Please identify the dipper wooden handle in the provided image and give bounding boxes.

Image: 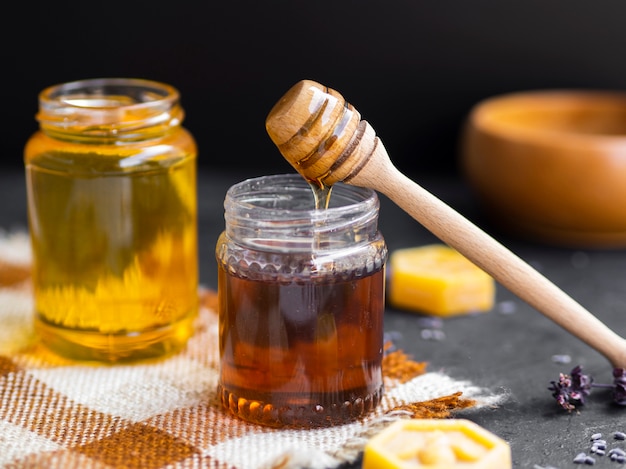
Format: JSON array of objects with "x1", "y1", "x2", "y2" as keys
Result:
[{"x1": 266, "y1": 79, "x2": 626, "y2": 369}]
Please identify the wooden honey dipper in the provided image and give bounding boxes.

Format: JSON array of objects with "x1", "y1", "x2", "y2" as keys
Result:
[{"x1": 266, "y1": 79, "x2": 626, "y2": 369}]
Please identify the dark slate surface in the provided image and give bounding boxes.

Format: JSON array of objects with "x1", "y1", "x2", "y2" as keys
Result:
[{"x1": 3, "y1": 169, "x2": 625, "y2": 469}]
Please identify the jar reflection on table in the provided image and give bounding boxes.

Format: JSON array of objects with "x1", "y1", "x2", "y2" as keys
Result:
[
  {"x1": 215, "y1": 174, "x2": 388, "y2": 427},
  {"x1": 24, "y1": 78, "x2": 198, "y2": 362}
]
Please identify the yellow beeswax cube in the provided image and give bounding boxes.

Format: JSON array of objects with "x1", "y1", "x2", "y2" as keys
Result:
[
  {"x1": 387, "y1": 244, "x2": 495, "y2": 316},
  {"x1": 363, "y1": 419, "x2": 512, "y2": 469}
]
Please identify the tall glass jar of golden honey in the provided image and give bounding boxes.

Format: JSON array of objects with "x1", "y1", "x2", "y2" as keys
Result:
[
  {"x1": 24, "y1": 78, "x2": 198, "y2": 362},
  {"x1": 215, "y1": 174, "x2": 387, "y2": 427}
]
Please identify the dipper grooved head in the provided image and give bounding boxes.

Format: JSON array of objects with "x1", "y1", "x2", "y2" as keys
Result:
[{"x1": 266, "y1": 80, "x2": 375, "y2": 186}]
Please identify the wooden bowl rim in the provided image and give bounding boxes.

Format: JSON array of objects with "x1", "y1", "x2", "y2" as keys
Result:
[{"x1": 468, "y1": 89, "x2": 626, "y2": 149}]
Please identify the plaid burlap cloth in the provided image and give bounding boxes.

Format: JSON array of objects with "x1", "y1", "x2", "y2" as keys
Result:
[{"x1": 0, "y1": 231, "x2": 505, "y2": 469}]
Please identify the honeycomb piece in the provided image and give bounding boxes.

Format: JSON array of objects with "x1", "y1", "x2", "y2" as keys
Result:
[
  {"x1": 363, "y1": 419, "x2": 511, "y2": 469},
  {"x1": 387, "y1": 244, "x2": 495, "y2": 316}
]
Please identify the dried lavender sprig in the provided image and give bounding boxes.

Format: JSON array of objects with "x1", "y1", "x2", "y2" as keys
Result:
[
  {"x1": 549, "y1": 365, "x2": 593, "y2": 411},
  {"x1": 612, "y1": 368, "x2": 626, "y2": 405},
  {"x1": 548, "y1": 366, "x2": 626, "y2": 411}
]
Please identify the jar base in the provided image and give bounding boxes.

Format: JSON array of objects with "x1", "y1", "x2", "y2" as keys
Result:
[
  {"x1": 218, "y1": 383, "x2": 384, "y2": 428},
  {"x1": 35, "y1": 309, "x2": 197, "y2": 363}
]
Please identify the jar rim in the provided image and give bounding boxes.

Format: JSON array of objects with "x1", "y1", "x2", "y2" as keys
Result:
[
  {"x1": 39, "y1": 77, "x2": 179, "y2": 108},
  {"x1": 225, "y1": 173, "x2": 378, "y2": 220},
  {"x1": 36, "y1": 77, "x2": 183, "y2": 134},
  {"x1": 223, "y1": 174, "x2": 381, "y2": 252},
  {"x1": 221, "y1": 173, "x2": 384, "y2": 257}
]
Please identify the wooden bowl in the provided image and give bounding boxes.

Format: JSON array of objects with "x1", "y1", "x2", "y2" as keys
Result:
[{"x1": 461, "y1": 90, "x2": 626, "y2": 248}]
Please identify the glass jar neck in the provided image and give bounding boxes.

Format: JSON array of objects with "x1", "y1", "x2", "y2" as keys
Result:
[
  {"x1": 36, "y1": 78, "x2": 184, "y2": 142},
  {"x1": 224, "y1": 174, "x2": 380, "y2": 253}
]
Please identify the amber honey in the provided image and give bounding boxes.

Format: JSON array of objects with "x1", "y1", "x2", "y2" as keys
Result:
[
  {"x1": 217, "y1": 263, "x2": 385, "y2": 427},
  {"x1": 24, "y1": 78, "x2": 198, "y2": 362},
  {"x1": 216, "y1": 174, "x2": 387, "y2": 427}
]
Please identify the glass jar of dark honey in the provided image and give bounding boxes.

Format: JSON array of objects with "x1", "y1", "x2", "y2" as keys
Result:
[
  {"x1": 24, "y1": 78, "x2": 198, "y2": 362},
  {"x1": 215, "y1": 174, "x2": 387, "y2": 427}
]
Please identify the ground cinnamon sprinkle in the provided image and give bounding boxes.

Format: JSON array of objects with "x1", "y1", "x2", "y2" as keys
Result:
[
  {"x1": 381, "y1": 344, "x2": 475, "y2": 417},
  {"x1": 382, "y1": 344, "x2": 428, "y2": 383},
  {"x1": 390, "y1": 391, "x2": 476, "y2": 419}
]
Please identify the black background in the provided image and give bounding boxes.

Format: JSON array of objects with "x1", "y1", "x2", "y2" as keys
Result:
[
  {"x1": 4, "y1": 0, "x2": 626, "y2": 178},
  {"x1": 4, "y1": 6, "x2": 626, "y2": 466}
]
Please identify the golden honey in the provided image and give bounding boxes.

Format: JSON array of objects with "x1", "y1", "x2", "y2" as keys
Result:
[
  {"x1": 24, "y1": 78, "x2": 198, "y2": 362},
  {"x1": 216, "y1": 174, "x2": 387, "y2": 427}
]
